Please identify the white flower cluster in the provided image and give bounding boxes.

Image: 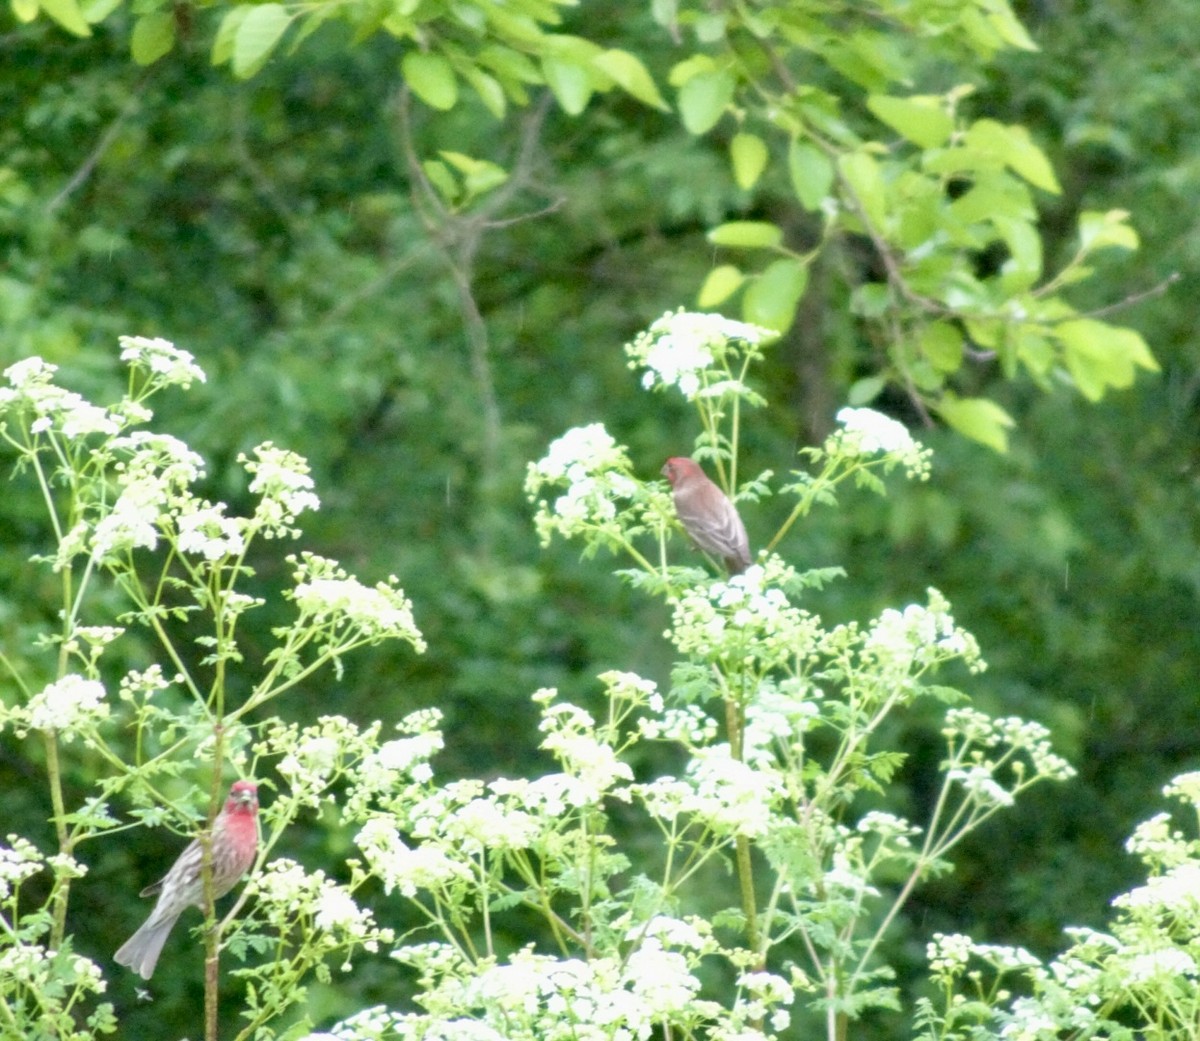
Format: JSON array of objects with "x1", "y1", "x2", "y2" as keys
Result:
[
  {"x1": 0, "y1": 357, "x2": 121, "y2": 440},
  {"x1": 290, "y1": 552, "x2": 426, "y2": 649},
  {"x1": 1113, "y1": 861, "x2": 1200, "y2": 919},
  {"x1": 524, "y1": 423, "x2": 639, "y2": 545},
  {"x1": 356, "y1": 816, "x2": 473, "y2": 898},
  {"x1": 625, "y1": 310, "x2": 774, "y2": 400},
  {"x1": 668, "y1": 560, "x2": 819, "y2": 672},
  {"x1": 538, "y1": 696, "x2": 634, "y2": 804},
  {"x1": 943, "y1": 708, "x2": 1076, "y2": 784},
  {"x1": 118, "y1": 335, "x2": 206, "y2": 388},
  {"x1": 637, "y1": 745, "x2": 784, "y2": 839},
  {"x1": 862, "y1": 588, "x2": 984, "y2": 682},
  {"x1": 346, "y1": 710, "x2": 444, "y2": 817},
  {"x1": 23, "y1": 675, "x2": 108, "y2": 738},
  {"x1": 0, "y1": 835, "x2": 45, "y2": 901},
  {"x1": 240, "y1": 441, "x2": 321, "y2": 537},
  {"x1": 825, "y1": 407, "x2": 932, "y2": 478},
  {"x1": 175, "y1": 497, "x2": 247, "y2": 560},
  {"x1": 248, "y1": 858, "x2": 392, "y2": 964},
  {"x1": 117, "y1": 664, "x2": 174, "y2": 702},
  {"x1": 267, "y1": 715, "x2": 383, "y2": 809},
  {"x1": 321, "y1": 922, "x2": 797, "y2": 1041},
  {"x1": 89, "y1": 433, "x2": 207, "y2": 562}
]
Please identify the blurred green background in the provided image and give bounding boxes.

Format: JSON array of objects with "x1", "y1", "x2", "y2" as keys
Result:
[{"x1": 1, "y1": 0, "x2": 1197, "y2": 1034}]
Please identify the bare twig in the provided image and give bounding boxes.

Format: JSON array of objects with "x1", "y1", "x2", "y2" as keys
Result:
[
  {"x1": 1078, "y1": 271, "x2": 1180, "y2": 320},
  {"x1": 395, "y1": 88, "x2": 559, "y2": 551},
  {"x1": 47, "y1": 74, "x2": 151, "y2": 214}
]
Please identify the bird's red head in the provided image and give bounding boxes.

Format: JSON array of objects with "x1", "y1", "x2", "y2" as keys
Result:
[
  {"x1": 227, "y1": 780, "x2": 259, "y2": 814},
  {"x1": 662, "y1": 457, "x2": 701, "y2": 486}
]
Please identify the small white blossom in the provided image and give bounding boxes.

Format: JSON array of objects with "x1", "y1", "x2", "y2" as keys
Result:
[
  {"x1": 290, "y1": 553, "x2": 425, "y2": 649},
  {"x1": 4, "y1": 357, "x2": 56, "y2": 389},
  {"x1": 927, "y1": 932, "x2": 975, "y2": 976},
  {"x1": 947, "y1": 763, "x2": 1015, "y2": 807},
  {"x1": 0, "y1": 356, "x2": 121, "y2": 439},
  {"x1": 684, "y1": 746, "x2": 783, "y2": 837},
  {"x1": 828, "y1": 407, "x2": 931, "y2": 477},
  {"x1": 0, "y1": 836, "x2": 44, "y2": 901},
  {"x1": 118, "y1": 664, "x2": 173, "y2": 702},
  {"x1": 90, "y1": 473, "x2": 167, "y2": 560},
  {"x1": 356, "y1": 819, "x2": 471, "y2": 897},
  {"x1": 112, "y1": 431, "x2": 205, "y2": 486},
  {"x1": 175, "y1": 499, "x2": 247, "y2": 560},
  {"x1": 119, "y1": 335, "x2": 206, "y2": 387},
  {"x1": 27, "y1": 675, "x2": 107, "y2": 736},
  {"x1": 250, "y1": 858, "x2": 389, "y2": 954},
  {"x1": 1114, "y1": 861, "x2": 1200, "y2": 917},
  {"x1": 524, "y1": 424, "x2": 639, "y2": 544},
  {"x1": 863, "y1": 588, "x2": 983, "y2": 680},
  {"x1": 1122, "y1": 947, "x2": 1197, "y2": 984},
  {"x1": 242, "y1": 442, "x2": 321, "y2": 536},
  {"x1": 669, "y1": 559, "x2": 819, "y2": 671},
  {"x1": 1164, "y1": 771, "x2": 1200, "y2": 807},
  {"x1": 626, "y1": 310, "x2": 775, "y2": 400}
]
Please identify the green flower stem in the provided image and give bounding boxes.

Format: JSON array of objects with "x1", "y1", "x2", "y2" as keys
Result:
[
  {"x1": 203, "y1": 722, "x2": 228, "y2": 1041},
  {"x1": 43, "y1": 729, "x2": 71, "y2": 947}
]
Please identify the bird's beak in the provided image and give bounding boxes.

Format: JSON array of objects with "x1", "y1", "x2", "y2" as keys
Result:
[{"x1": 235, "y1": 789, "x2": 257, "y2": 806}]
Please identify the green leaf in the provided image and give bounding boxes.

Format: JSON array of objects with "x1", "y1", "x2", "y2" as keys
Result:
[
  {"x1": 697, "y1": 265, "x2": 744, "y2": 308},
  {"x1": 212, "y1": 7, "x2": 249, "y2": 66},
  {"x1": 996, "y1": 215, "x2": 1042, "y2": 291},
  {"x1": 919, "y1": 322, "x2": 963, "y2": 373},
  {"x1": 984, "y1": 0, "x2": 1037, "y2": 51},
  {"x1": 39, "y1": 0, "x2": 89, "y2": 35},
  {"x1": 966, "y1": 119, "x2": 1060, "y2": 194},
  {"x1": 668, "y1": 53, "x2": 716, "y2": 88},
  {"x1": 542, "y1": 57, "x2": 592, "y2": 115},
  {"x1": 867, "y1": 95, "x2": 954, "y2": 148},
  {"x1": 232, "y1": 4, "x2": 291, "y2": 79},
  {"x1": 592, "y1": 49, "x2": 669, "y2": 111},
  {"x1": 730, "y1": 132, "x2": 768, "y2": 191},
  {"x1": 742, "y1": 258, "x2": 808, "y2": 332},
  {"x1": 439, "y1": 151, "x2": 508, "y2": 198},
  {"x1": 848, "y1": 375, "x2": 886, "y2": 405},
  {"x1": 11, "y1": 0, "x2": 37, "y2": 24},
  {"x1": 421, "y1": 160, "x2": 459, "y2": 204},
  {"x1": 706, "y1": 221, "x2": 783, "y2": 249},
  {"x1": 130, "y1": 11, "x2": 175, "y2": 65},
  {"x1": 677, "y1": 68, "x2": 735, "y2": 135},
  {"x1": 788, "y1": 139, "x2": 834, "y2": 211},
  {"x1": 403, "y1": 51, "x2": 458, "y2": 111},
  {"x1": 1056, "y1": 319, "x2": 1159, "y2": 400},
  {"x1": 839, "y1": 150, "x2": 887, "y2": 228},
  {"x1": 79, "y1": 0, "x2": 120, "y2": 22},
  {"x1": 462, "y1": 67, "x2": 506, "y2": 119},
  {"x1": 938, "y1": 394, "x2": 1014, "y2": 452},
  {"x1": 1078, "y1": 209, "x2": 1139, "y2": 252}
]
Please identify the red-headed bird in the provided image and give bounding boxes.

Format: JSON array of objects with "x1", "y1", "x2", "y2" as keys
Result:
[
  {"x1": 662, "y1": 456, "x2": 751, "y2": 574},
  {"x1": 114, "y1": 780, "x2": 260, "y2": 980}
]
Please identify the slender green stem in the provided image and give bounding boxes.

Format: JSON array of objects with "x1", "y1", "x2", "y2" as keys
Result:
[
  {"x1": 43, "y1": 730, "x2": 71, "y2": 947},
  {"x1": 724, "y1": 694, "x2": 760, "y2": 955}
]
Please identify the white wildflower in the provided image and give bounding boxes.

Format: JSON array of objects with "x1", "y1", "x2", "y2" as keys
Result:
[
  {"x1": 241, "y1": 442, "x2": 321, "y2": 535},
  {"x1": 829, "y1": 407, "x2": 931, "y2": 477},
  {"x1": 27, "y1": 675, "x2": 107, "y2": 735},
  {"x1": 119, "y1": 335, "x2": 206, "y2": 387},
  {"x1": 626, "y1": 310, "x2": 775, "y2": 400}
]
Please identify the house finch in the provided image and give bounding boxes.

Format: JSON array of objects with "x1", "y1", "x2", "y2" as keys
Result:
[
  {"x1": 114, "y1": 780, "x2": 260, "y2": 980},
  {"x1": 662, "y1": 456, "x2": 751, "y2": 574}
]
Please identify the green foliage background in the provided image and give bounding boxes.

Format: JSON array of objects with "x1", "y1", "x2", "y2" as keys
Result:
[{"x1": 1, "y1": 0, "x2": 1197, "y2": 1034}]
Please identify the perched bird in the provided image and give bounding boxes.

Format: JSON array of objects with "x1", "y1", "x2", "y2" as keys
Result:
[
  {"x1": 114, "y1": 780, "x2": 260, "y2": 980},
  {"x1": 661, "y1": 456, "x2": 751, "y2": 574}
]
